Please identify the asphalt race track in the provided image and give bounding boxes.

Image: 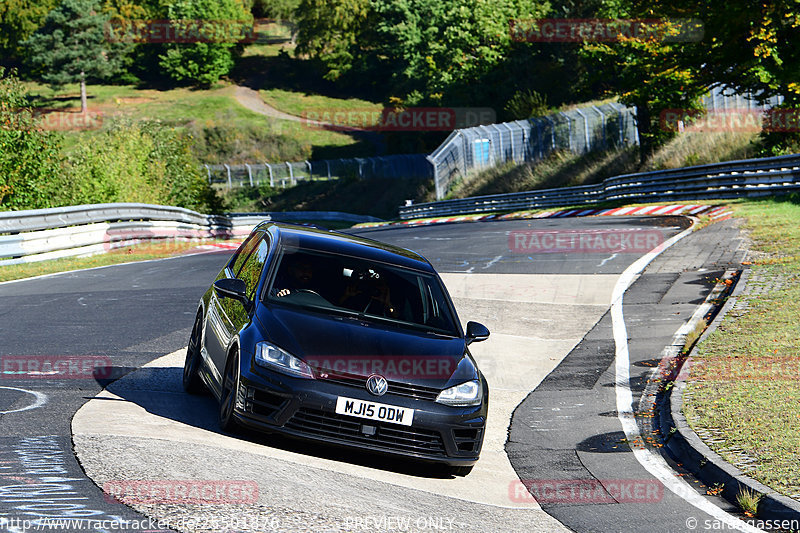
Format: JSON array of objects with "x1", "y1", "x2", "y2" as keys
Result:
[{"x1": 0, "y1": 216, "x2": 751, "y2": 532}]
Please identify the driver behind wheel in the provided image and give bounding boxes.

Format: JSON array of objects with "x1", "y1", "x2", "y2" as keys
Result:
[{"x1": 272, "y1": 255, "x2": 316, "y2": 297}]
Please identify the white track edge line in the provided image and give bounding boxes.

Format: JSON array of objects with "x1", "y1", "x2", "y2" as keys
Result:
[{"x1": 611, "y1": 220, "x2": 762, "y2": 533}]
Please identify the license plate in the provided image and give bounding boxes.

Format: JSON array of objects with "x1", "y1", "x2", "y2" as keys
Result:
[{"x1": 335, "y1": 397, "x2": 414, "y2": 426}]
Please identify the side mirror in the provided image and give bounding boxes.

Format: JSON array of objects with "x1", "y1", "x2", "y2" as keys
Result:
[
  {"x1": 465, "y1": 321, "x2": 490, "y2": 345},
  {"x1": 214, "y1": 278, "x2": 249, "y2": 305}
]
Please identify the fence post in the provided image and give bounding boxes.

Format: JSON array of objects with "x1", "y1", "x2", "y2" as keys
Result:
[
  {"x1": 629, "y1": 106, "x2": 640, "y2": 146},
  {"x1": 429, "y1": 155, "x2": 443, "y2": 200},
  {"x1": 592, "y1": 106, "x2": 606, "y2": 148},
  {"x1": 490, "y1": 124, "x2": 504, "y2": 162},
  {"x1": 306, "y1": 160, "x2": 312, "y2": 180},
  {"x1": 245, "y1": 163, "x2": 253, "y2": 187},
  {"x1": 559, "y1": 112, "x2": 573, "y2": 152},
  {"x1": 574, "y1": 108, "x2": 590, "y2": 152},
  {"x1": 265, "y1": 163, "x2": 274, "y2": 187},
  {"x1": 287, "y1": 162, "x2": 295, "y2": 185},
  {"x1": 224, "y1": 164, "x2": 232, "y2": 189},
  {"x1": 545, "y1": 117, "x2": 556, "y2": 150},
  {"x1": 502, "y1": 122, "x2": 515, "y2": 162},
  {"x1": 204, "y1": 164, "x2": 211, "y2": 184}
]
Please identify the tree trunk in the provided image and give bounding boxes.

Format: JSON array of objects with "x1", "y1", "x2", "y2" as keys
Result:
[{"x1": 80, "y1": 72, "x2": 87, "y2": 114}]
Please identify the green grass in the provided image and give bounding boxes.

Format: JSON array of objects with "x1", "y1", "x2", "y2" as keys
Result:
[
  {"x1": 682, "y1": 196, "x2": 800, "y2": 500},
  {"x1": 22, "y1": 80, "x2": 364, "y2": 161},
  {"x1": 0, "y1": 239, "x2": 235, "y2": 283},
  {"x1": 260, "y1": 88, "x2": 382, "y2": 123},
  {"x1": 448, "y1": 129, "x2": 762, "y2": 202},
  {"x1": 448, "y1": 147, "x2": 640, "y2": 199}
]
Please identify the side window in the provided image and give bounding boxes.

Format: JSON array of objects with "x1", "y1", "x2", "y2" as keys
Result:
[
  {"x1": 229, "y1": 231, "x2": 264, "y2": 277},
  {"x1": 236, "y1": 236, "x2": 271, "y2": 301}
]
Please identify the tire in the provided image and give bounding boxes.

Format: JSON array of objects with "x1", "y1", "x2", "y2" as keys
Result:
[
  {"x1": 183, "y1": 313, "x2": 206, "y2": 394},
  {"x1": 219, "y1": 349, "x2": 241, "y2": 433}
]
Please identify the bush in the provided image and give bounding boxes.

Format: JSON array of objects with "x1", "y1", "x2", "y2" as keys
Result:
[
  {"x1": 188, "y1": 121, "x2": 309, "y2": 163},
  {"x1": 504, "y1": 89, "x2": 550, "y2": 121},
  {"x1": 0, "y1": 68, "x2": 64, "y2": 210},
  {"x1": 61, "y1": 119, "x2": 222, "y2": 212},
  {"x1": 157, "y1": 0, "x2": 253, "y2": 86}
]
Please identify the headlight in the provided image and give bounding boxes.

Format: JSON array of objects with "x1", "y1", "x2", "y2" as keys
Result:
[
  {"x1": 436, "y1": 380, "x2": 482, "y2": 406},
  {"x1": 254, "y1": 342, "x2": 314, "y2": 379}
]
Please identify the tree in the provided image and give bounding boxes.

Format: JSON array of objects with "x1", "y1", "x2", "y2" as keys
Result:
[
  {"x1": 670, "y1": 0, "x2": 800, "y2": 154},
  {"x1": 295, "y1": 0, "x2": 549, "y2": 104},
  {"x1": 23, "y1": 0, "x2": 125, "y2": 113},
  {"x1": 378, "y1": 0, "x2": 552, "y2": 104},
  {"x1": 577, "y1": 1, "x2": 707, "y2": 162},
  {"x1": 253, "y1": 0, "x2": 301, "y2": 21},
  {"x1": 0, "y1": 0, "x2": 59, "y2": 62},
  {"x1": 294, "y1": 0, "x2": 370, "y2": 81},
  {"x1": 157, "y1": 0, "x2": 253, "y2": 86}
]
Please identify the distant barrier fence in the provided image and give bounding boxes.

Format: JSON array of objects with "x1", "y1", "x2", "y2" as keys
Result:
[
  {"x1": 0, "y1": 204, "x2": 381, "y2": 266},
  {"x1": 204, "y1": 154, "x2": 432, "y2": 188},
  {"x1": 428, "y1": 103, "x2": 638, "y2": 199},
  {"x1": 398, "y1": 153, "x2": 800, "y2": 220},
  {"x1": 205, "y1": 86, "x2": 782, "y2": 201}
]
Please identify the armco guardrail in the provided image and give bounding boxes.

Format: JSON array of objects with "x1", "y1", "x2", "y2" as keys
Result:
[
  {"x1": 398, "y1": 153, "x2": 800, "y2": 219},
  {"x1": 0, "y1": 204, "x2": 381, "y2": 266}
]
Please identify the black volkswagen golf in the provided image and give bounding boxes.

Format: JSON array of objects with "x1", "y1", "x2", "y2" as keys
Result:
[{"x1": 183, "y1": 222, "x2": 490, "y2": 473}]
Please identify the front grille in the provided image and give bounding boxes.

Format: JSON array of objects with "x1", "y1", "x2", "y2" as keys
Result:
[
  {"x1": 318, "y1": 371, "x2": 440, "y2": 401},
  {"x1": 285, "y1": 407, "x2": 446, "y2": 456}
]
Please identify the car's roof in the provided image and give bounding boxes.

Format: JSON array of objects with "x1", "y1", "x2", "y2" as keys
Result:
[{"x1": 260, "y1": 222, "x2": 436, "y2": 273}]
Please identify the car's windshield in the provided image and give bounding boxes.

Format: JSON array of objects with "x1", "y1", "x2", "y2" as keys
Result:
[{"x1": 266, "y1": 248, "x2": 459, "y2": 336}]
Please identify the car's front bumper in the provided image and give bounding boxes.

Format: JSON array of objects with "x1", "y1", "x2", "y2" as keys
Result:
[{"x1": 234, "y1": 365, "x2": 487, "y2": 467}]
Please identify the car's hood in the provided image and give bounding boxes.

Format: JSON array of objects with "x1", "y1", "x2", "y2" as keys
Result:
[{"x1": 256, "y1": 303, "x2": 476, "y2": 389}]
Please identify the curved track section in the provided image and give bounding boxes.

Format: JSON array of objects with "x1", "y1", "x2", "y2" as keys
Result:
[{"x1": 1, "y1": 216, "x2": 747, "y2": 533}]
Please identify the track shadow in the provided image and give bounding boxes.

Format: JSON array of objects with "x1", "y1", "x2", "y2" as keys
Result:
[{"x1": 95, "y1": 365, "x2": 458, "y2": 479}]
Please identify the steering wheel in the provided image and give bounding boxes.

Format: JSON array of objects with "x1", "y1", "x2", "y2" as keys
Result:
[{"x1": 295, "y1": 289, "x2": 322, "y2": 297}]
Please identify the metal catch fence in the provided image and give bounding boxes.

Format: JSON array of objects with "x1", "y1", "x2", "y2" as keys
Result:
[
  {"x1": 204, "y1": 154, "x2": 432, "y2": 189},
  {"x1": 427, "y1": 103, "x2": 639, "y2": 199}
]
